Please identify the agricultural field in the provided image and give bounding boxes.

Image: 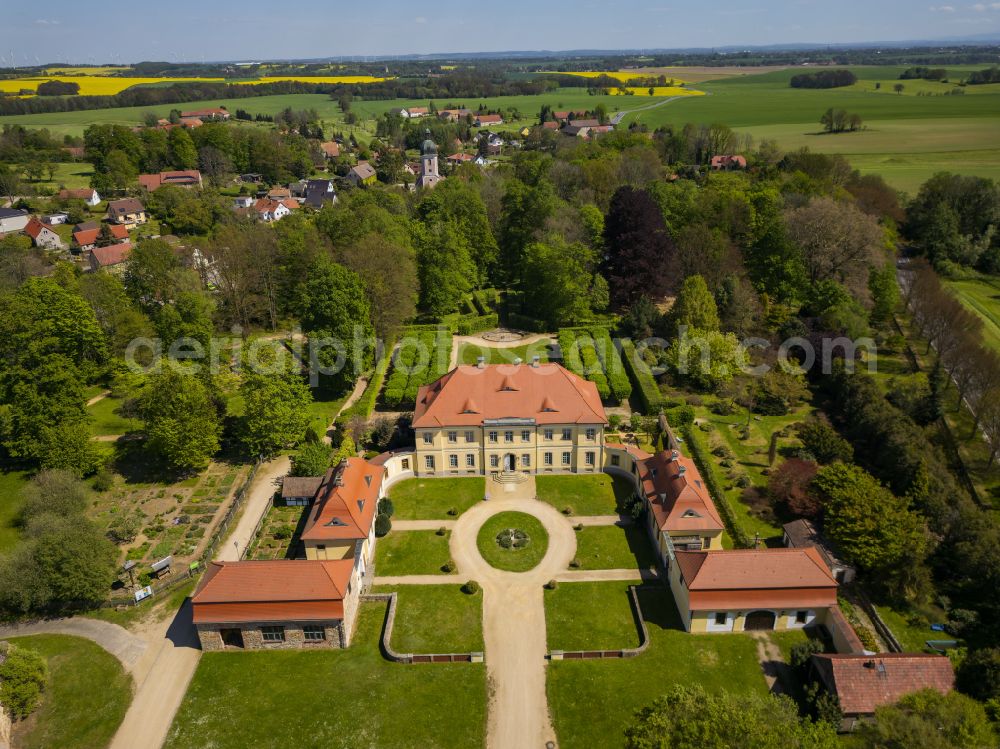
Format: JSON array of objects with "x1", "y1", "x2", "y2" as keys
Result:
[
  {"x1": 626, "y1": 65, "x2": 1000, "y2": 193},
  {"x1": 0, "y1": 76, "x2": 226, "y2": 96},
  {"x1": 945, "y1": 274, "x2": 1000, "y2": 354}
]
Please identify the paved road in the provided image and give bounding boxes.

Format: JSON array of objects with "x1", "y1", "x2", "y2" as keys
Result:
[
  {"x1": 610, "y1": 94, "x2": 692, "y2": 125},
  {"x1": 109, "y1": 454, "x2": 292, "y2": 749},
  {"x1": 0, "y1": 617, "x2": 147, "y2": 672},
  {"x1": 448, "y1": 486, "x2": 577, "y2": 749}
]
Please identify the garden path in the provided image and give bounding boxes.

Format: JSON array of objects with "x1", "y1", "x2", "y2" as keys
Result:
[
  {"x1": 448, "y1": 489, "x2": 577, "y2": 749},
  {"x1": 449, "y1": 333, "x2": 556, "y2": 369},
  {"x1": 0, "y1": 617, "x2": 146, "y2": 672}
]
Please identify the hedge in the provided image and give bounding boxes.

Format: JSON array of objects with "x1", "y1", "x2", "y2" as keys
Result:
[
  {"x1": 454, "y1": 313, "x2": 499, "y2": 335},
  {"x1": 339, "y1": 337, "x2": 395, "y2": 422},
  {"x1": 507, "y1": 312, "x2": 548, "y2": 333},
  {"x1": 472, "y1": 288, "x2": 500, "y2": 315},
  {"x1": 681, "y1": 423, "x2": 751, "y2": 548},
  {"x1": 591, "y1": 327, "x2": 632, "y2": 403},
  {"x1": 381, "y1": 327, "x2": 453, "y2": 408},
  {"x1": 621, "y1": 338, "x2": 665, "y2": 413}
]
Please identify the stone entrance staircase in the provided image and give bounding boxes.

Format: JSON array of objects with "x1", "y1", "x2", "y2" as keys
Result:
[
  {"x1": 487, "y1": 472, "x2": 536, "y2": 500},
  {"x1": 491, "y1": 470, "x2": 529, "y2": 484}
]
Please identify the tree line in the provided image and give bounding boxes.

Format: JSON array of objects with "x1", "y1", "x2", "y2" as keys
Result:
[{"x1": 789, "y1": 69, "x2": 857, "y2": 89}]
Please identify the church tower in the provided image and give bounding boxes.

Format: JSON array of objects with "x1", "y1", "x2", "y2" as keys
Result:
[{"x1": 417, "y1": 130, "x2": 441, "y2": 189}]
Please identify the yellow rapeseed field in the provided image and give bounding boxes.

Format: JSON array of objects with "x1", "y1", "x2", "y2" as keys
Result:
[
  {"x1": 43, "y1": 66, "x2": 131, "y2": 76},
  {"x1": 235, "y1": 75, "x2": 389, "y2": 85},
  {"x1": 544, "y1": 70, "x2": 691, "y2": 85},
  {"x1": 0, "y1": 76, "x2": 224, "y2": 96}
]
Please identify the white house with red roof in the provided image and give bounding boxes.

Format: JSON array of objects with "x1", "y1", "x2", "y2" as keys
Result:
[
  {"x1": 412, "y1": 362, "x2": 607, "y2": 476},
  {"x1": 24, "y1": 217, "x2": 66, "y2": 250}
]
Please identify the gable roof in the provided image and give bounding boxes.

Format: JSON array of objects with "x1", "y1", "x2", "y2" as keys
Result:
[
  {"x1": 281, "y1": 476, "x2": 324, "y2": 499},
  {"x1": 412, "y1": 363, "x2": 607, "y2": 428},
  {"x1": 191, "y1": 559, "x2": 353, "y2": 624},
  {"x1": 475, "y1": 114, "x2": 503, "y2": 123},
  {"x1": 640, "y1": 450, "x2": 724, "y2": 534},
  {"x1": 138, "y1": 170, "x2": 202, "y2": 191},
  {"x1": 300, "y1": 458, "x2": 384, "y2": 542},
  {"x1": 320, "y1": 141, "x2": 340, "y2": 158},
  {"x1": 349, "y1": 162, "x2": 377, "y2": 180},
  {"x1": 90, "y1": 242, "x2": 133, "y2": 268},
  {"x1": 811, "y1": 653, "x2": 954, "y2": 716},
  {"x1": 675, "y1": 547, "x2": 838, "y2": 610},
  {"x1": 58, "y1": 187, "x2": 98, "y2": 200},
  {"x1": 24, "y1": 217, "x2": 55, "y2": 239},
  {"x1": 107, "y1": 198, "x2": 145, "y2": 216}
]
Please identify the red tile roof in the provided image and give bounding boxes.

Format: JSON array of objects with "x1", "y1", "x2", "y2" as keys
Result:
[
  {"x1": 300, "y1": 458, "x2": 384, "y2": 542},
  {"x1": 320, "y1": 141, "x2": 340, "y2": 158},
  {"x1": 138, "y1": 170, "x2": 202, "y2": 191},
  {"x1": 58, "y1": 187, "x2": 97, "y2": 201},
  {"x1": 542, "y1": 121, "x2": 561, "y2": 130},
  {"x1": 181, "y1": 107, "x2": 228, "y2": 118},
  {"x1": 412, "y1": 364, "x2": 607, "y2": 428},
  {"x1": 811, "y1": 653, "x2": 954, "y2": 716},
  {"x1": 192, "y1": 559, "x2": 353, "y2": 624},
  {"x1": 475, "y1": 114, "x2": 503, "y2": 124},
  {"x1": 676, "y1": 547, "x2": 838, "y2": 610},
  {"x1": 24, "y1": 217, "x2": 54, "y2": 240},
  {"x1": 90, "y1": 242, "x2": 132, "y2": 268},
  {"x1": 74, "y1": 228, "x2": 99, "y2": 247},
  {"x1": 711, "y1": 155, "x2": 747, "y2": 169},
  {"x1": 640, "y1": 450, "x2": 724, "y2": 534}
]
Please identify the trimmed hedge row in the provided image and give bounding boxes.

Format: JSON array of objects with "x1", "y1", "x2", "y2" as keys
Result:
[
  {"x1": 621, "y1": 339, "x2": 665, "y2": 413},
  {"x1": 472, "y1": 288, "x2": 500, "y2": 316},
  {"x1": 507, "y1": 312, "x2": 548, "y2": 333},
  {"x1": 591, "y1": 328, "x2": 632, "y2": 403},
  {"x1": 681, "y1": 423, "x2": 751, "y2": 548},
  {"x1": 382, "y1": 327, "x2": 453, "y2": 408},
  {"x1": 339, "y1": 338, "x2": 395, "y2": 423},
  {"x1": 455, "y1": 313, "x2": 499, "y2": 336},
  {"x1": 578, "y1": 337, "x2": 611, "y2": 400}
]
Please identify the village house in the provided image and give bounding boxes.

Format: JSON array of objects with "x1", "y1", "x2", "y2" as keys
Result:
[
  {"x1": 138, "y1": 170, "x2": 203, "y2": 191},
  {"x1": 439, "y1": 108, "x2": 471, "y2": 122},
  {"x1": 319, "y1": 141, "x2": 340, "y2": 160},
  {"x1": 668, "y1": 546, "x2": 839, "y2": 634},
  {"x1": 809, "y1": 653, "x2": 955, "y2": 732},
  {"x1": 24, "y1": 217, "x2": 66, "y2": 250},
  {"x1": 87, "y1": 242, "x2": 133, "y2": 273},
  {"x1": 446, "y1": 152, "x2": 474, "y2": 166},
  {"x1": 253, "y1": 197, "x2": 298, "y2": 222},
  {"x1": 72, "y1": 222, "x2": 129, "y2": 252},
  {"x1": 710, "y1": 154, "x2": 748, "y2": 171},
  {"x1": 57, "y1": 187, "x2": 101, "y2": 206},
  {"x1": 783, "y1": 518, "x2": 856, "y2": 584},
  {"x1": 181, "y1": 107, "x2": 231, "y2": 120},
  {"x1": 474, "y1": 113, "x2": 504, "y2": 127},
  {"x1": 411, "y1": 362, "x2": 607, "y2": 477},
  {"x1": 107, "y1": 198, "x2": 148, "y2": 226},
  {"x1": 346, "y1": 162, "x2": 377, "y2": 187},
  {"x1": 266, "y1": 186, "x2": 292, "y2": 201},
  {"x1": 41, "y1": 211, "x2": 69, "y2": 225},
  {"x1": 0, "y1": 207, "x2": 30, "y2": 235},
  {"x1": 302, "y1": 179, "x2": 338, "y2": 209},
  {"x1": 232, "y1": 195, "x2": 255, "y2": 210}
]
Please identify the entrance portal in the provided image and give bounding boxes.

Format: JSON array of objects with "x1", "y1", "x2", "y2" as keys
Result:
[
  {"x1": 744, "y1": 610, "x2": 777, "y2": 631},
  {"x1": 220, "y1": 628, "x2": 245, "y2": 648},
  {"x1": 504, "y1": 454, "x2": 516, "y2": 471}
]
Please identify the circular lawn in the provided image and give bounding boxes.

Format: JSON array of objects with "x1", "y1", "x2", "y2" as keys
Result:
[{"x1": 476, "y1": 511, "x2": 549, "y2": 572}]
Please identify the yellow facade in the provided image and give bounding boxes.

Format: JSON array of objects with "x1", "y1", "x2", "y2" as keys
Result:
[
  {"x1": 414, "y1": 423, "x2": 604, "y2": 476},
  {"x1": 303, "y1": 539, "x2": 355, "y2": 560}
]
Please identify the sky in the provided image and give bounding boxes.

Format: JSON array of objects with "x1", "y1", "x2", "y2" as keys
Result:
[{"x1": 2, "y1": 1, "x2": 1000, "y2": 65}]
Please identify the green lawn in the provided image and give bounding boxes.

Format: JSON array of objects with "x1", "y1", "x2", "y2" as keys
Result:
[
  {"x1": 0, "y1": 468, "x2": 29, "y2": 552},
  {"x1": 547, "y1": 585, "x2": 767, "y2": 749},
  {"x1": 457, "y1": 341, "x2": 553, "y2": 366},
  {"x1": 572, "y1": 524, "x2": 657, "y2": 571},
  {"x1": 165, "y1": 602, "x2": 487, "y2": 749},
  {"x1": 535, "y1": 473, "x2": 632, "y2": 516},
  {"x1": 375, "y1": 529, "x2": 453, "y2": 576},
  {"x1": 388, "y1": 477, "x2": 484, "y2": 519},
  {"x1": 374, "y1": 584, "x2": 483, "y2": 653},
  {"x1": 304, "y1": 391, "x2": 348, "y2": 440},
  {"x1": 545, "y1": 580, "x2": 644, "y2": 651},
  {"x1": 945, "y1": 275, "x2": 1000, "y2": 354},
  {"x1": 476, "y1": 511, "x2": 549, "y2": 572},
  {"x1": 874, "y1": 602, "x2": 947, "y2": 653},
  {"x1": 7, "y1": 634, "x2": 132, "y2": 749},
  {"x1": 86, "y1": 395, "x2": 140, "y2": 437}
]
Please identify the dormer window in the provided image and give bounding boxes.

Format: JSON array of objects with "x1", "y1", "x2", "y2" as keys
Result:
[
  {"x1": 324, "y1": 517, "x2": 348, "y2": 527},
  {"x1": 357, "y1": 500, "x2": 365, "y2": 512},
  {"x1": 681, "y1": 509, "x2": 702, "y2": 519}
]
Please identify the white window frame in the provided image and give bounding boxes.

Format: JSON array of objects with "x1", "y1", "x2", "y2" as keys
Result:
[
  {"x1": 521, "y1": 430, "x2": 531, "y2": 442},
  {"x1": 422, "y1": 432, "x2": 433, "y2": 445},
  {"x1": 544, "y1": 452, "x2": 553, "y2": 466},
  {"x1": 488, "y1": 431, "x2": 498, "y2": 443},
  {"x1": 466, "y1": 454, "x2": 475, "y2": 467},
  {"x1": 261, "y1": 625, "x2": 285, "y2": 642},
  {"x1": 303, "y1": 625, "x2": 326, "y2": 641},
  {"x1": 465, "y1": 431, "x2": 475, "y2": 443},
  {"x1": 449, "y1": 454, "x2": 459, "y2": 468},
  {"x1": 490, "y1": 455, "x2": 499, "y2": 468},
  {"x1": 425, "y1": 455, "x2": 435, "y2": 469},
  {"x1": 561, "y1": 452, "x2": 571, "y2": 466},
  {"x1": 447, "y1": 431, "x2": 458, "y2": 444},
  {"x1": 521, "y1": 454, "x2": 531, "y2": 467},
  {"x1": 586, "y1": 428, "x2": 596, "y2": 440},
  {"x1": 562, "y1": 428, "x2": 572, "y2": 441},
  {"x1": 504, "y1": 431, "x2": 514, "y2": 443}
]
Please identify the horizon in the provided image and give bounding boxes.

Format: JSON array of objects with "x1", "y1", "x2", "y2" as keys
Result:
[{"x1": 3, "y1": 0, "x2": 1000, "y2": 66}]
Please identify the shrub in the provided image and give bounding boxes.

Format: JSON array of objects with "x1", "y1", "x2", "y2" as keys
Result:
[
  {"x1": 569, "y1": 557, "x2": 580, "y2": 568},
  {"x1": 446, "y1": 506, "x2": 458, "y2": 516},
  {"x1": 378, "y1": 497, "x2": 395, "y2": 517},
  {"x1": 621, "y1": 338, "x2": 664, "y2": 412},
  {"x1": 544, "y1": 579, "x2": 558, "y2": 590},
  {"x1": 0, "y1": 643, "x2": 48, "y2": 720},
  {"x1": 107, "y1": 512, "x2": 141, "y2": 544},
  {"x1": 562, "y1": 506, "x2": 573, "y2": 516},
  {"x1": 573, "y1": 523, "x2": 583, "y2": 531},
  {"x1": 441, "y1": 560, "x2": 456, "y2": 573},
  {"x1": 92, "y1": 467, "x2": 115, "y2": 492},
  {"x1": 461, "y1": 580, "x2": 480, "y2": 595},
  {"x1": 734, "y1": 474, "x2": 751, "y2": 489},
  {"x1": 374, "y1": 513, "x2": 392, "y2": 537},
  {"x1": 790, "y1": 638, "x2": 825, "y2": 670},
  {"x1": 272, "y1": 524, "x2": 294, "y2": 540},
  {"x1": 435, "y1": 526, "x2": 447, "y2": 536}
]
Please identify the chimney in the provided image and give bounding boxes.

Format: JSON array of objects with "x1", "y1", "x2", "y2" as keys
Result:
[
  {"x1": 477, "y1": 356, "x2": 486, "y2": 369},
  {"x1": 531, "y1": 356, "x2": 540, "y2": 367}
]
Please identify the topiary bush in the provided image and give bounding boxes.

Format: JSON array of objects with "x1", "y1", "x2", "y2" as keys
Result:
[
  {"x1": 544, "y1": 579, "x2": 558, "y2": 590},
  {"x1": 435, "y1": 526, "x2": 447, "y2": 536},
  {"x1": 441, "y1": 560, "x2": 456, "y2": 573},
  {"x1": 374, "y1": 513, "x2": 392, "y2": 537},
  {"x1": 378, "y1": 497, "x2": 395, "y2": 517},
  {"x1": 461, "y1": 580, "x2": 480, "y2": 595}
]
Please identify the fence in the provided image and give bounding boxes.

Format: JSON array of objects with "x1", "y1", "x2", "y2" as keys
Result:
[
  {"x1": 102, "y1": 459, "x2": 264, "y2": 609},
  {"x1": 547, "y1": 585, "x2": 651, "y2": 661},
  {"x1": 363, "y1": 592, "x2": 484, "y2": 664},
  {"x1": 854, "y1": 589, "x2": 904, "y2": 653}
]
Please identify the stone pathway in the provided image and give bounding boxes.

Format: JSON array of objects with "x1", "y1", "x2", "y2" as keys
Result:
[
  {"x1": 448, "y1": 481, "x2": 576, "y2": 749},
  {"x1": 752, "y1": 632, "x2": 787, "y2": 695},
  {"x1": 571, "y1": 514, "x2": 632, "y2": 527},
  {"x1": 554, "y1": 568, "x2": 658, "y2": 583},
  {"x1": 390, "y1": 519, "x2": 456, "y2": 531},
  {"x1": 449, "y1": 333, "x2": 557, "y2": 369}
]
